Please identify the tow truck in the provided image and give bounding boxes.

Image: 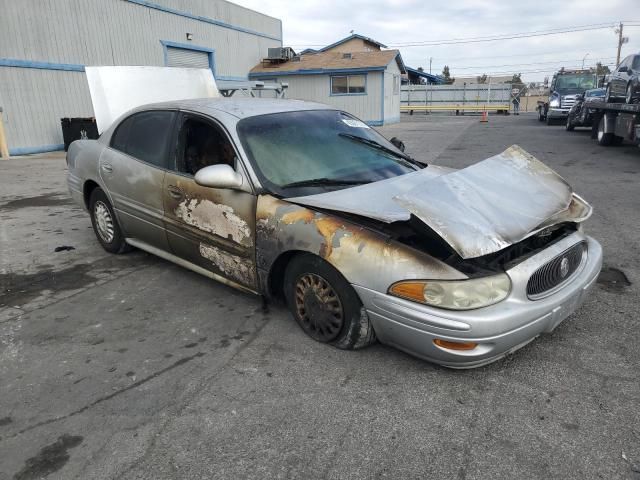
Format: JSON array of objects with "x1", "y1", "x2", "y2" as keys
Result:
[
  {"x1": 589, "y1": 100, "x2": 640, "y2": 146},
  {"x1": 538, "y1": 69, "x2": 598, "y2": 125}
]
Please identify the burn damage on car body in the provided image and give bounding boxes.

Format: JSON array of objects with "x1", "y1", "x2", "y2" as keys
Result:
[{"x1": 255, "y1": 195, "x2": 466, "y2": 298}]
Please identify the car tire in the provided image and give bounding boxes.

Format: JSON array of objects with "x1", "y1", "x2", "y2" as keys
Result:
[
  {"x1": 625, "y1": 83, "x2": 634, "y2": 104},
  {"x1": 538, "y1": 108, "x2": 545, "y2": 122},
  {"x1": 284, "y1": 254, "x2": 376, "y2": 350},
  {"x1": 89, "y1": 187, "x2": 131, "y2": 254},
  {"x1": 613, "y1": 135, "x2": 624, "y2": 146},
  {"x1": 597, "y1": 115, "x2": 613, "y2": 146},
  {"x1": 566, "y1": 115, "x2": 575, "y2": 131},
  {"x1": 605, "y1": 84, "x2": 614, "y2": 103},
  {"x1": 546, "y1": 114, "x2": 555, "y2": 126}
]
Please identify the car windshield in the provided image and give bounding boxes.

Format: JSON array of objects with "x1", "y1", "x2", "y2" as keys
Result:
[
  {"x1": 555, "y1": 74, "x2": 596, "y2": 91},
  {"x1": 237, "y1": 110, "x2": 418, "y2": 197}
]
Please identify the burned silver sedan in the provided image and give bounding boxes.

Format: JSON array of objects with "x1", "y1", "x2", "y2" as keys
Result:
[{"x1": 67, "y1": 98, "x2": 602, "y2": 368}]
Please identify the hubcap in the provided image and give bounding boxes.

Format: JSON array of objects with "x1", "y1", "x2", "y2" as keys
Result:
[
  {"x1": 94, "y1": 201, "x2": 115, "y2": 243},
  {"x1": 294, "y1": 273, "x2": 343, "y2": 342}
]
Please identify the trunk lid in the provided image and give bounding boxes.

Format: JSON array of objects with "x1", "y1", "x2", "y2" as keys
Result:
[{"x1": 85, "y1": 66, "x2": 219, "y2": 133}]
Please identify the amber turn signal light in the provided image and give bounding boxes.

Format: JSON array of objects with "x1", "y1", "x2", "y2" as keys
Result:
[
  {"x1": 388, "y1": 282, "x2": 425, "y2": 303},
  {"x1": 433, "y1": 339, "x2": 478, "y2": 351}
]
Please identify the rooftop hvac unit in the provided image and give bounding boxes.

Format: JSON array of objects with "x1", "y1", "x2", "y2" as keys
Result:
[{"x1": 267, "y1": 47, "x2": 295, "y2": 61}]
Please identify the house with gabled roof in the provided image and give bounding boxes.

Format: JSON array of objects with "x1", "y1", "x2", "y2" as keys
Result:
[{"x1": 248, "y1": 34, "x2": 406, "y2": 125}]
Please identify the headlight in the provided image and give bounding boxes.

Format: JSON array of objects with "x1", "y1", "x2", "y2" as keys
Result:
[
  {"x1": 388, "y1": 274, "x2": 511, "y2": 310},
  {"x1": 550, "y1": 97, "x2": 560, "y2": 107}
]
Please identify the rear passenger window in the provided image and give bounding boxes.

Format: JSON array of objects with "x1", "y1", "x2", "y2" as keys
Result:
[{"x1": 110, "y1": 111, "x2": 174, "y2": 168}]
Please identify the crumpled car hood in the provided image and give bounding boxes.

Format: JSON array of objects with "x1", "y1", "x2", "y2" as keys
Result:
[{"x1": 287, "y1": 145, "x2": 592, "y2": 259}]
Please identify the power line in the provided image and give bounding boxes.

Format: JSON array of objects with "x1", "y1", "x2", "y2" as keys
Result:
[
  {"x1": 454, "y1": 64, "x2": 615, "y2": 77},
  {"x1": 441, "y1": 57, "x2": 616, "y2": 71},
  {"x1": 388, "y1": 24, "x2": 632, "y2": 47},
  {"x1": 440, "y1": 47, "x2": 615, "y2": 62}
]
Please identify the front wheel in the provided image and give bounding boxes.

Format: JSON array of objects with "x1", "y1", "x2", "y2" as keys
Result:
[
  {"x1": 284, "y1": 254, "x2": 376, "y2": 350},
  {"x1": 538, "y1": 108, "x2": 545, "y2": 122},
  {"x1": 89, "y1": 188, "x2": 131, "y2": 254},
  {"x1": 546, "y1": 114, "x2": 555, "y2": 126},
  {"x1": 605, "y1": 84, "x2": 614, "y2": 103},
  {"x1": 566, "y1": 115, "x2": 575, "y2": 131},
  {"x1": 597, "y1": 116, "x2": 613, "y2": 146}
]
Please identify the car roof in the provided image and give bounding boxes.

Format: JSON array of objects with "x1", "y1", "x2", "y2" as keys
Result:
[{"x1": 139, "y1": 97, "x2": 337, "y2": 119}]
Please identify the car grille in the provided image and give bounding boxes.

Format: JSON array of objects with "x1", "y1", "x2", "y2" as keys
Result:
[
  {"x1": 527, "y1": 242, "x2": 585, "y2": 299},
  {"x1": 562, "y1": 95, "x2": 577, "y2": 109}
]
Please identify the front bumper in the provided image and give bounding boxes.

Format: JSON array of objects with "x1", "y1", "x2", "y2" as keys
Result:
[
  {"x1": 548, "y1": 107, "x2": 570, "y2": 118},
  {"x1": 354, "y1": 233, "x2": 602, "y2": 368}
]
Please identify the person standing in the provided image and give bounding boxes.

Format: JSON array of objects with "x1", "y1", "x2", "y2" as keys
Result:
[{"x1": 512, "y1": 95, "x2": 520, "y2": 115}]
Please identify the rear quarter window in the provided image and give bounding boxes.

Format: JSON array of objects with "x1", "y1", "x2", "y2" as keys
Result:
[{"x1": 110, "y1": 111, "x2": 175, "y2": 168}]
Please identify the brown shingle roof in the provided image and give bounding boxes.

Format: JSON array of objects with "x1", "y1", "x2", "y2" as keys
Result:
[{"x1": 249, "y1": 50, "x2": 403, "y2": 76}]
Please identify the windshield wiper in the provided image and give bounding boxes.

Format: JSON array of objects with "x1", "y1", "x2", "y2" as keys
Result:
[
  {"x1": 280, "y1": 177, "x2": 371, "y2": 189},
  {"x1": 338, "y1": 133, "x2": 422, "y2": 167}
]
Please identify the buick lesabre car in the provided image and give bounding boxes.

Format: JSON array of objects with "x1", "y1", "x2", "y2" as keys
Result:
[{"x1": 67, "y1": 98, "x2": 602, "y2": 368}]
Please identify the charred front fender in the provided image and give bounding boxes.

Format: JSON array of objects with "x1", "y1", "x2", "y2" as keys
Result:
[{"x1": 255, "y1": 195, "x2": 467, "y2": 297}]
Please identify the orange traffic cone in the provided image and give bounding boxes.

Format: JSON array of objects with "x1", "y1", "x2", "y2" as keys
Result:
[{"x1": 480, "y1": 111, "x2": 488, "y2": 123}]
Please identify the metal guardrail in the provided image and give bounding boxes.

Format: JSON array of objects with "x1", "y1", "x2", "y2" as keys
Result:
[{"x1": 401, "y1": 104, "x2": 510, "y2": 112}]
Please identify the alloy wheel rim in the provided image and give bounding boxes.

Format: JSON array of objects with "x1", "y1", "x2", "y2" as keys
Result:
[
  {"x1": 294, "y1": 273, "x2": 343, "y2": 342},
  {"x1": 94, "y1": 201, "x2": 115, "y2": 243}
]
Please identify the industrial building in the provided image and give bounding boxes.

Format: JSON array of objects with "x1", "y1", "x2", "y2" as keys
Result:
[
  {"x1": 249, "y1": 34, "x2": 406, "y2": 125},
  {"x1": 0, "y1": 0, "x2": 282, "y2": 155}
]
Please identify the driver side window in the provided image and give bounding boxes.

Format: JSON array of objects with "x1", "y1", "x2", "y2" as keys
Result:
[{"x1": 174, "y1": 116, "x2": 236, "y2": 176}]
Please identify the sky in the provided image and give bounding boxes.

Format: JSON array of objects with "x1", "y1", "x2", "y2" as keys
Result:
[{"x1": 234, "y1": 0, "x2": 640, "y2": 83}]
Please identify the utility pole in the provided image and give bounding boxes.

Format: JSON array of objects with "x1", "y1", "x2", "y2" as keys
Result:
[
  {"x1": 429, "y1": 57, "x2": 432, "y2": 75},
  {"x1": 616, "y1": 22, "x2": 625, "y2": 67}
]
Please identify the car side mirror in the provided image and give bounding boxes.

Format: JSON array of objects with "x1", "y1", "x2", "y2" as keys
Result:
[
  {"x1": 389, "y1": 137, "x2": 406, "y2": 152},
  {"x1": 194, "y1": 164, "x2": 243, "y2": 190},
  {"x1": 619, "y1": 66, "x2": 628, "y2": 73}
]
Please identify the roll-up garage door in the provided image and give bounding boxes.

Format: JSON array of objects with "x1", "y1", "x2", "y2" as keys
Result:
[{"x1": 166, "y1": 47, "x2": 210, "y2": 69}]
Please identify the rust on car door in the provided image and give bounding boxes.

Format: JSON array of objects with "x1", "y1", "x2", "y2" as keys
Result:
[{"x1": 163, "y1": 113, "x2": 257, "y2": 290}]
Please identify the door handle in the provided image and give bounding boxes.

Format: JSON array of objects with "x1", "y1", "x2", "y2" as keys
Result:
[
  {"x1": 101, "y1": 163, "x2": 113, "y2": 173},
  {"x1": 167, "y1": 185, "x2": 183, "y2": 199}
]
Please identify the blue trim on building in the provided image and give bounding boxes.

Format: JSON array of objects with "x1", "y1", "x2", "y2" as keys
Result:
[
  {"x1": 249, "y1": 67, "x2": 384, "y2": 79},
  {"x1": 125, "y1": 0, "x2": 281, "y2": 41},
  {"x1": 160, "y1": 40, "x2": 216, "y2": 75},
  {"x1": 216, "y1": 75, "x2": 249, "y2": 82},
  {"x1": 405, "y1": 66, "x2": 444, "y2": 84},
  {"x1": 0, "y1": 58, "x2": 84, "y2": 72},
  {"x1": 9, "y1": 143, "x2": 64, "y2": 156},
  {"x1": 329, "y1": 73, "x2": 368, "y2": 96}
]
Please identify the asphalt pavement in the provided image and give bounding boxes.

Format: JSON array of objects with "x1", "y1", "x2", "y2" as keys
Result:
[{"x1": 0, "y1": 113, "x2": 638, "y2": 480}]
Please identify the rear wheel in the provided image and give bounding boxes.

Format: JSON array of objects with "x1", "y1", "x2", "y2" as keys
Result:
[
  {"x1": 626, "y1": 83, "x2": 635, "y2": 104},
  {"x1": 538, "y1": 108, "x2": 545, "y2": 122},
  {"x1": 284, "y1": 254, "x2": 375, "y2": 350},
  {"x1": 89, "y1": 188, "x2": 131, "y2": 254},
  {"x1": 597, "y1": 115, "x2": 613, "y2": 146}
]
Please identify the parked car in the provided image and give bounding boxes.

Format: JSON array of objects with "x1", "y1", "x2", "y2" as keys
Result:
[
  {"x1": 605, "y1": 53, "x2": 640, "y2": 103},
  {"x1": 67, "y1": 98, "x2": 602, "y2": 368},
  {"x1": 566, "y1": 88, "x2": 606, "y2": 131}
]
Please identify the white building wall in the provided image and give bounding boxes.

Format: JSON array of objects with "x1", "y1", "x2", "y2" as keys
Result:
[
  {"x1": 263, "y1": 73, "x2": 384, "y2": 125},
  {"x1": 383, "y1": 61, "x2": 401, "y2": 124},
  {"x1": 0, "y1": 0, "x2": 281, "y2": 154}
]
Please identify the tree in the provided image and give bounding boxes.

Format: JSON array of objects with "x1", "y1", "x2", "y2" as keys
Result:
[
  {"x1": 476, "y1": 74, "x2": 487, "y2": 84},
  {"x1": 510, "y1": 73, "x2": 524, "y2": 87},
  {"x1": 441, "y1": 65, "x2": 454, "y2": 85},
  {"x1": 596, "y1": 62, "x2": 610, "y2": 75}
]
